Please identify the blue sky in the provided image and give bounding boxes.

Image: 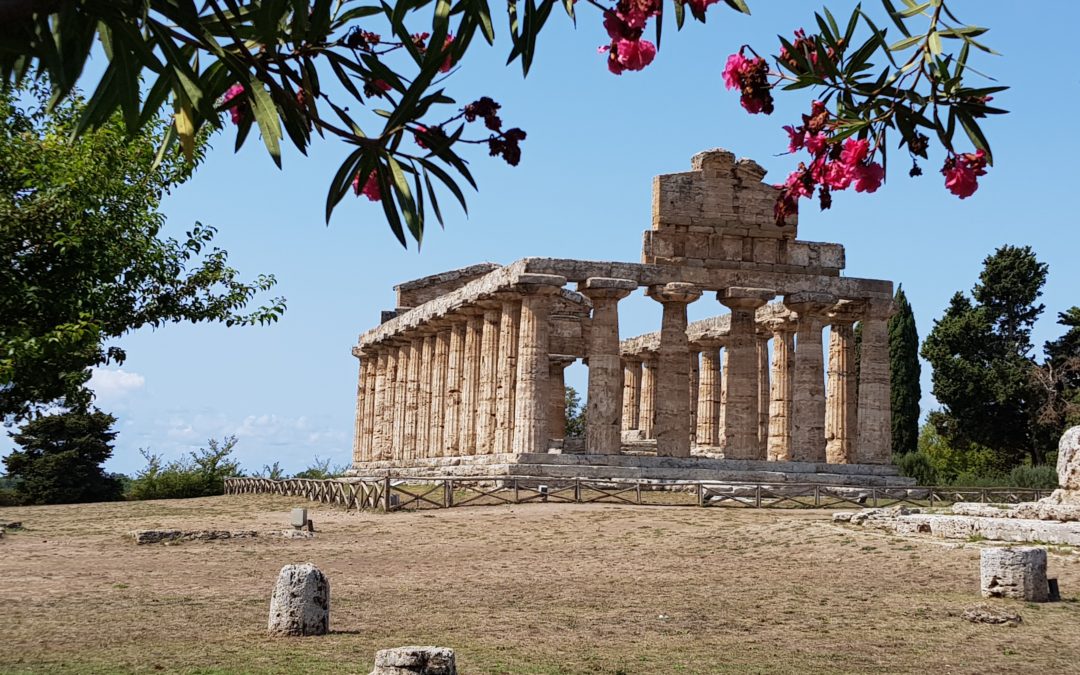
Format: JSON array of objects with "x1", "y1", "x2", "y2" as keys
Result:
[{"x1": 5, "y1": 1, "x2": 1078, "y2": 475}]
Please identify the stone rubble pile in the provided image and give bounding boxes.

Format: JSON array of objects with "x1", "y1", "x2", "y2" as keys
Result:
[{"x1": 369, "y1": 646, "x2": 456, "y2": 675}]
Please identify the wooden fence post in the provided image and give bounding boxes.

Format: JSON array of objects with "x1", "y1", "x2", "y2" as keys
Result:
[
  {"x1": 383, "y1": 476, "x2": 392, "y2": 512},
  {"x1": 696, "y1": 483, "x2": 703, "y2": 507}
]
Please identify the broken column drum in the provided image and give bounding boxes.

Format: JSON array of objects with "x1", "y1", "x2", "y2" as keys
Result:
[{"x1": 349, "y1": 148, "x2": 901, "y2": 483}]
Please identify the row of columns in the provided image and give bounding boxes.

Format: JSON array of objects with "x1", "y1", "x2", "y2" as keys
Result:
[
  {"x1": 352, "y1": 274, "x2": 567, "y2": 463},
  {"x1": 620, "y1": 291, "x2": 893, "y2": 464}
]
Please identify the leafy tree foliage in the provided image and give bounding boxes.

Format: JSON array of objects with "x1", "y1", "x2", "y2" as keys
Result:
[
  {"x1": 565, "y1": 385, "x2": 585, "y2": 438},
  {"x1": 921, "y1": 245, "x2": 1055, "y2": 468},
  {"x1": 0, "y1": 84, "x2": 285, "y2": 423},
  {"x1": 0, "y1": 0, "x2": 1005, "y2": 246},
  {"x1": 1035, "y1": 307, "x2": 1080, "y2": 432},
  {"x1": 293, "y1": 455, "x2": 348, "y2": 478},
  {"x1": 127, "y1": 436, "x2": 243, "y2": 500},
  {"x1": 3, "y1": 409, "x2": 124, "y2": 505},
  {"x1": 888, "y1": 286, "x2": 920, "y2": 455}
]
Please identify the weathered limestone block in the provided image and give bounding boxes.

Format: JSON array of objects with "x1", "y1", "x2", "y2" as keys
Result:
[
  {"x1": 369, "y1": 646, "x2": 456, "y2": 675},
  {"x1": 268, "y1": 563, "x2": 330, "y2": 636},
  {"x1": 980, "y1": 547, "x2": 1049, "y2": 602},
  {"x1": 1056, "y1": 426, "x2": 1080, "y2": 493}
]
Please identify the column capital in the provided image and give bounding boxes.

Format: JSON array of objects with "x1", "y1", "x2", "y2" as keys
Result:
[
  {"x1": 513, "y1": 273, "x2": 567, "y2": 295},
  {"x1": 579, "y1": 277, "x2": 638, "y2": 301},
  {"x1": 647, "y1": 282, "x2": 702, "y2": 304},
  {"x1": 783, "y1": 291, "x2": 837, "y2": 317},
  {"x1": 827, "y1": 298, "x2": 866, "y2": 324},
  {"x1": 549, "y1": 354, "x2": 577, "y2": 368},
  {"x1": 718, "y1": 287, "x2": 775, "y2": 311},
  {"x1": 861, "y1": 296, "x2": 896, "y2": 320}
]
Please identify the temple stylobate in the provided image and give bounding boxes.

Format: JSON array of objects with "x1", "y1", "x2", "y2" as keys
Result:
[{"x1": 349, "y1": 149, "x2": 912, "y2": 487}]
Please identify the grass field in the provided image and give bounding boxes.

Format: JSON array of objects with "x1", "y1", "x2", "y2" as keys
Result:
[{"x1": 2, "y1": 494, "x2": 1080, "y2": 674}]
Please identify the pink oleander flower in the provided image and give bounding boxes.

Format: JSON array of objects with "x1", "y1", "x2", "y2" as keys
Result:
[
  {"x1": 784, "y1": 125, "x2": 805, "y2": 153},
  {"x1": 839, "y1": 137, "x2": 869, "y2": 167},
  {"x1": 686, "y1": 0, "x2": 719, "y2": 15},
  {"x1": 352, "y1": 171, "x2": 381, "y2": 202},
  {"x1": 222, "y1": 84, "x2": 246, "y2": 125},
  {"x1": 615, "y1": 38, "x2": 656, "y2": 72},
  {"x1": 852, "y1": 161, "x2": 884, "y2": 193},
  {"x1": 804, "y1": 132, "x2": 828, "y2": 155},
  {"x1": 723, "y1": 52, "x2": 750, "y2": 90},
  {"x1": 942, "y1": 149, "x2": 987, "y2": 199},
  {"x1": 823, "y1": 161, "x2": 852, "y2": 191}
]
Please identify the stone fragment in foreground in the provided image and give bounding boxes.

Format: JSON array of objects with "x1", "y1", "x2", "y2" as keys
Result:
[
  {"x1": 267, "y1": 563, "x2": 330, "y2": 636},
  {"x1": 962, "y1": 604, "x2": 1022, "y2": 626},
  {"x1": 980, "y1": 547, "x2": 1049, "y2": 602},
  {"x1": 369, "y1": 646, "x2": 456, "y2": 675}
]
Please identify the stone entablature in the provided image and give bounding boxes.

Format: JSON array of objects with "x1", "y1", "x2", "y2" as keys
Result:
[{"x1": 351, "y1": 148, "x2": 897, "y2": 478}]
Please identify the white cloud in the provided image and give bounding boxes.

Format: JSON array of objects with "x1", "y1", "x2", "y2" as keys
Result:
[{"x1": 89, "y1": 368, "x2": 146, "y2": 401}]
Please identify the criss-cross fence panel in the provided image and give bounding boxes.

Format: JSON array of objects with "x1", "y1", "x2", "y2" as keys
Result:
[{"x1": 223, "y1": 477, "x2": 1050, "y2": 513}]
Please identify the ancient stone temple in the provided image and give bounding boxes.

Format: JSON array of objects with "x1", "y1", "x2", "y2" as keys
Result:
[{"x1": 349, "y1": 149, "x2": 911, "y2": 486}]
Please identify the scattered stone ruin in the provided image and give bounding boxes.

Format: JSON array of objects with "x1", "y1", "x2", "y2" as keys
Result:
[
  {"x1": 268, "y1": 563, "x2": 330, "y2": 636},
  {"x1": 349, "y1": 149, "x2": 910, "y2": 486},
  {"x1": 369, "y1": 647, "x2": 456, "y2": 675}
]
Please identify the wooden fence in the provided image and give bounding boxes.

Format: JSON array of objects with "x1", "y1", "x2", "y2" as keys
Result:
[{"x1": 223, "y1": 477, "x2": 1046, "y2": 513}]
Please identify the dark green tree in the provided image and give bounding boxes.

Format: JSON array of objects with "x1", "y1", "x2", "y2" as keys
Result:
[
  {"x1": 0, "y1": 84, "x2": 285, "y2": 423},
  {"x1": 565, "y1": 385, "x2": 586, "y2": 438},
  {"x1": 921, "y1": 245, "x2": 1049, "y2": 467},
  {"x1": 888, "y1": 286, "x2": 921, "y2": 455},
  {"x1": 1037, "y1": 307, "x2": 1080, "y2": 431},
  {"x1": 4, "y1": 410, "x2": 124, "y2": 505}
]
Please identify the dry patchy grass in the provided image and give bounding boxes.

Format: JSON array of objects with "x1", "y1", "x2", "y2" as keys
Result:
[{"x1": 2, "y1": 495, "x2": 1080, "y2": 674}]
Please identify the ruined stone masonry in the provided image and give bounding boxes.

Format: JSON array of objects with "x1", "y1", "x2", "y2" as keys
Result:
[{"x1": 350, "y1": 149, "x2": 907, "y2": 486}]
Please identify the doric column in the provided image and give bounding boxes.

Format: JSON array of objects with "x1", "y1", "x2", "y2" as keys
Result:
[
  {"x1": 494, "y1": 298, "x2": 521, "y2": 454},
  {"x1": 785, "y1": 292, "x2": 837, "y2": 463},
  {"x1": 444, "y1": 318, "x2": 466, "y2": 456},
  {"x1": 512, "y1": 274, "x2": 566, "y2": 454},
  {"x1": 764, "y1": 318, "x2": 797, "y2": 461},
  {"x1": 857, "y1": 298, "x2": 895, "y2": 464},
  {"x1": 580, "y1": 277, "x2": 637, "y2": 455},
  {"x1": 621, "y1": 357, "x2": 642, "y2": 432},
  {"x1": 696, "y1": 341, "x2": 722, "y2": 447},
  {"x1": 351, "y1": 350, "x2": 368, "y2": 465},
  {"x1": 417, "y1": 332, "x2": 436, "y2": 458},
  {"x1": 718, "y1": 348, "x2": 728, "y2": 442},
  {"x1": 392, "y1": 341, "x2": 409, "y2": 459},
  {"x1": 639, "y1": 353, "x2": 657, "y2": 437},
  {"x1": 689, "y1": 348, "x2": 700, "y2": 446},
  {"x1": 826, "y1": 301, "x2": 863, "y2": 464},
  {"x1": 549, "y1": 356, "x2": 576, "y2": 440},
  {"x1": 476, "y1": 306, "x2": 501, "y2": 453},
  {"x1": 430, "y1": 327, "x2": 450, "y2": 458},
  {"x1": 647, "y1": 282, "x2": 703, "y2": 458},
  {"x1": 404, "y1": 337, "x2": 423, "y2": 461},
  {"x1": 718, "y1": 287, "x2": 776, "y2": 459},
  {"x1": 378, "y1": 347, "x2": 396, "y2": 461},
  {"x1": 757, "y1": 334, "x2": 771, "y2": 456},
  {"x1": 459, "y1": 311, "x2": 484, "y2": 456}
]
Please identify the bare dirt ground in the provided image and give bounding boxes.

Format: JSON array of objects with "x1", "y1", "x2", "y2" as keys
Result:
[{"x1": 2, "y1": 495, "x2": 1080, "y2": 674}]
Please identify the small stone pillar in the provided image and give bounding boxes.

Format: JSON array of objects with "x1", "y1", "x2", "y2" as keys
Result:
[
  {"x1": 621, "y1": 357, "x2": 642, "y2": 432},
  {"x1": 764, "y1": 318, "x2": 796, "y2": 462},
  {"x1": 581, "y1": 277, "x2": 637, "y2": 455},
  {"x1": 857, "y1": 298, "x2": 895, "y2": 464},
  {"x1": 493, "y1": 299, "x2": 521, "y2": 454},
  {"x1": 696, "y1": 341, "x2": 723, "y2": 447},
  {"x1": 718, "y1": 287, "x2": 775, "y2": 459},
  {"x1": 392, "y1": 342, "x2": 409, "y2": 459},
  {"x1": 826, "y1": 300, "x2": 863, "y2": 464},
  {"x1": 475, "y1": 306, "x2": 501, "y2": 453},
  {"x1": 639, "y1": 352, "x2": 657, "y2": 438},
  {"x1": 403, "y1": 337, "x2": 423, "y2": 461},
  {"x1": 785, "y1": 292, "x2": 836, "y2": 463},
  {"x1": 372, "y1": 348, "x2": 390, "y2": 461},
  {"x1": 981, "y1": 547, "x2": 1050, "y2": 602},
  {"x1": 268, "y1": 563, "x2": 330, "y2": 636},
  {"x1": 351, "y1": 350, "x2": 369, "y2": 465},
  {"x1": 416, "y1": 333, "x2": 435, "y2": 458},
  {"x1": 512, "y1": 274, "x2": 567, "y2": 455},
  {"x1": 647, "y1": 282, "x2": 702, "y2": 458},
  {"x1": 369, "y1": 646, "x2": 456, "y2": 675},
  {"x1": 549, "y1": 356, "x2": 576, "y2": 440}
]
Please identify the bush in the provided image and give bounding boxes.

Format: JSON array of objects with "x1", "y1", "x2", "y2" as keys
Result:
[
  {"x1": 894, "y1": 451, "x2": 938, "y2": 486},
  {"x1": 1006, "y1": 464, "x2": 1058, "y2": 490},
  {"x1": 292, "y1": 456, "x2": 347, "y2": 480},
  {"x1": 127, "y1": 436, "x2": 242, "y2": 500}
]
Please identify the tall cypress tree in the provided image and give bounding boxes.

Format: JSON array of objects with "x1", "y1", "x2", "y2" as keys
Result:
[{"x1": 889, "y1": 286, "x2": 921, "y2": 455}]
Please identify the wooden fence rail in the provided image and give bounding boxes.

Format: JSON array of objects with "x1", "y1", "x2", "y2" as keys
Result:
[{"x1": 223, "y1": 477, "x2": 1046, "y2": 513}]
